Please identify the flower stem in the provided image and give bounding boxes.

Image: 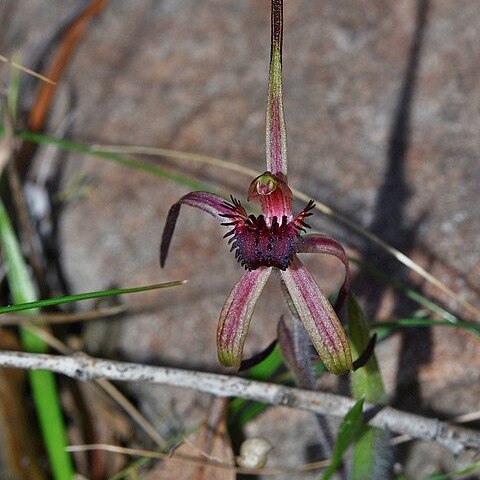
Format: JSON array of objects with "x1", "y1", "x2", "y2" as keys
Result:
[{"x1": 266, "y1": 0, "x2": 288, "y2": 178}]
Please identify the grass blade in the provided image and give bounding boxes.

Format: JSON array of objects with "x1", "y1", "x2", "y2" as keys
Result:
[
  {"x1": 0, "y1": 198, "x2": 74, "y2": 480},
  {"x1": 351, "y1": 258, "x2": 459, "y2": 324},
  {"x1": 421, "y1": 460, "x2": 480, "y2": 480},
  {"x1": 228, "y1": 345, "x2": 283, "y2": 430},
  {"x1": 1, "y1": 128, "x2": 215, "y2": 192},
  {"x1": 348, "y1": 294, "x2": 391, "y2": 480},
  {"x1": 0, "y1": 280, "x2": 186, "y2": 314},
  {"x1": 349, "y1": 295, "x2": 387, "y2": 403},
  {"x1": 373, "y1": 318, "x2": 480, "y2": 337},
  {"x1": 321, "y1": 398, "x2": 365, "y2": 480}
]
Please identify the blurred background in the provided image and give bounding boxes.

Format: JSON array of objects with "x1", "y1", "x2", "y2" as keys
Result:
[{"x1": 1, "y1": 1, "x2": 479, "y2": 478}]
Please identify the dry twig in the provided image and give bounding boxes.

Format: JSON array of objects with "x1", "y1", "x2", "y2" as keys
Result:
[
  {"x1": 0, "y1": 54, "x2": 56, "y2": 85},
  {"x1": 0, "y1": 350, "x2": 478, "y2": 455}
]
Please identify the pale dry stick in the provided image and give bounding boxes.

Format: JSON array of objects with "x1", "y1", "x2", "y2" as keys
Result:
[
  {"x1": 454, "y1": 410, "x2": 480, "y2": 424},
  {"x1": 91, "y1": 144, "x2": 480, "y2": 321},
  {"x1": 0, "y1": 350, "x2": 479, "y2": 455},
  {"x1": 389, "y1": 434, "x2": 412, "y2": 447},
  {"x1": 0, "y1": 54, "x2": 56, "y2": 85},
  {"x1": 95, "y1": 379, "x2": 166, "y2": 446},
  {"x1": 67, "y1": 443, "x2": 331, "y2": 475},
  {"x1": 90, "y1": 144, "x2": 254, "y2": 178},
  {"x1": 0, "y1": 140, "x2": 9, "y2": 173},
  {"x1": 390, "y1": 407, "x2": 480, "y2": 447},
  {"x1": 25, "y1": 326, "x2": 166, "y2": 447}
]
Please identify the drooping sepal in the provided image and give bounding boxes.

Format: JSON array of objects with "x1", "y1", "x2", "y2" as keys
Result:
[
  {"x1": 217, "y1": 267, "x2": 273, "y2": 369},
  {"x1": 277, "y1": 317, "x2": 317, "y2": 388},
  {"x1": 279, "y1": 256, "x2": 353, "y2": 374},
  {"x1": 266, "y1": 0, "x2": 288, "y2": 178},
  {"x1": 160, "y1": 192, "x2": 231, "y2": 267},
  {"x1": 297, "y1": 233, "x2": 351, "y2": 312}
]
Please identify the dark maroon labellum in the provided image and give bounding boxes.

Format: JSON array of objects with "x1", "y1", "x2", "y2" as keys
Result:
[
  {"x1": 221, "y1": 197, "x2": 314, "y2": 271},
  {"x1": 231, "y1": 214, "x2": 299, "y2": 270}
]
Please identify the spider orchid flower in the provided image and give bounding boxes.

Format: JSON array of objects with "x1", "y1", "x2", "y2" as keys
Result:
[{"x1": 160, "y1": 0, "x2": 353, "y2": 374}]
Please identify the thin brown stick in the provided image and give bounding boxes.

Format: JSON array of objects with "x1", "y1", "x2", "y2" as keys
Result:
[
  {"x1": 28, "y1": 0, "x2": 108, "y2": 131},
  {"x1": 0, "y1": 350, "x2": 478, "y2": 455},
  {"x1": 67, "y1": 443, "x2": 331, "y2": 475}
]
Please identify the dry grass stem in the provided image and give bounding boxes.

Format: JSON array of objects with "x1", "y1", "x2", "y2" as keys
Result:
[
  {"x1": 66, "y1": 443, "x2": 331, "y2": 475},
  {"x1": 0, "y1": 54, "x2": 56, "y2": 85},
  {"x1": 91, "y1": 144, "x2": 480, "y2": 320}
]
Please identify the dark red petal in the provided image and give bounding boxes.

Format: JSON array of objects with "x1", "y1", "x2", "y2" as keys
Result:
[
  {"x1": 297, "y1": 233, "x2": 351, "y2": 312},
  {"x1": 217, "y1": 267, "x2": 273, "y2": 369},
  {"x1": 277, "y1": 317, "x2": 317, "y2": 388},
  {"x1": 279, "y1": 257, "x2": 353, "y2": 374},
  {"x1": 160, "y1": 191, "x2": 231, "y2": 267}
]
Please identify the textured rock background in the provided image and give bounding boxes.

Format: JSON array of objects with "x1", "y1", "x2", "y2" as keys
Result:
[{"x1": 2, "y1": 0, "x2": 479, "y2": 478}]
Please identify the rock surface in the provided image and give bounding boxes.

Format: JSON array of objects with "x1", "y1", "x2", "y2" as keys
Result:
[{"x1": 2, "y1": 1, "x2": 479, "y2": 478}]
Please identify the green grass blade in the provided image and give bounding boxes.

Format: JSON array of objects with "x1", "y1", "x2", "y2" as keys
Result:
[
  {"x1": 348, "y1": 294, "x2": 387, "y2": 403},
  {"x1": 372, "y1": 318, "x2": 480, "y2": 337},
  {"x1": 321, "y1": 398, "x2": 365, "y2": 480},
  {"x1": 0, "y1": 198, "x2": 74, "y2": 480},
  {"x1": 227, "y1": 346, "x2": 328, "y2": 431},
  {"x1": 0, "y1": 127, "x2": 215, "y2": 192},
  {"x1": 228, "y1": 400, "x2": 270, "y2": 432},
  {"x1": 348, "y1": 294, "x2": 390, "y2": 480},
  {"x1": 421, "y1": 460, "x2": 480, "y2": 480},
  {"x1": 0, "y1": 281, "x2": 186, "y2": 314},
  {"x1": 228, "y1": 345, "x2": 283, "y2": 430},
  {"x1": 351, "y1": 258, "x2": 459, "y2": 324},
  {"x1": 7, "y1": 59, "x2": 20, "y2": 122}
]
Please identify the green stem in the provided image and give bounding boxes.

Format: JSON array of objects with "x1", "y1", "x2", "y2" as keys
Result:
[
  {"x1": 0, "y1": 198, "x2": 74, "y2": 480},
  {"x1": 266, "y1": 0, "x2": 288, "y2": 177}
]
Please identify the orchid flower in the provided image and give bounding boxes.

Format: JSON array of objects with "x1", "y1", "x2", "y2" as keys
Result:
[{"x1": 160, "y1": 0, "x2": 353, "y2": 374}]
